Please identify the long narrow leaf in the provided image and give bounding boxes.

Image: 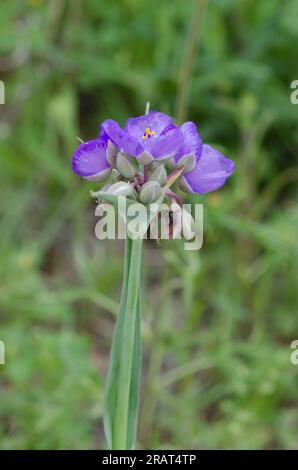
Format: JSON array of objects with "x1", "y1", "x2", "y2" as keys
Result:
[
  {"x1": 126, "y1": 293, "x2": 141, "y2": 448},
  {"x1": 103, "y1": 237, "x2": 132, "y2": 447},
  {"x1": 103, "y1": 236, "x2": 143, "y2": 450}
]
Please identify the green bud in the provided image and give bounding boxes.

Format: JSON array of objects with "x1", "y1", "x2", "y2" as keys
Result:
[
  {"x1": 116, "y1": 151, "x2": 137, "y2": 179},
  {"x1": 107, "y1": 181, "x2": 134, "y2": 197},
  {"x1": 106, "y1": 140, "x2": 118, "y2": 166},
  {"x1": 168, "y1": 204, "x2": 195, "y2": 240},
  {"x1": 139, "y1": 181, "x2": 163, "y2": 204},
  {"x1": 149, "y1": 165, "x2": 167, "y2": 186},
  {"x1": 90, "y1": 184, "x2": 111, "y2": 199},
  {"x1": 176, "y1": 154, "x2": 196, "y2": 173},
  {"x1": 137, "y1": 151, "x2": 153, "y2": 165},
  {"x1": 101, "y1": 183, "x2": 112, "y2": 192},
  {"x1": 181, "y1": 208, "x2": 195, "y2": 240},
  {"x1": 111, "y1": 168, "x2": 121, "y2": 181},
  {"x1": 90, "y1": 189, "x2": 103, "y2": 199},
  {"x1": 178, "y1": 177, "x2": 192, "y2": 194}
]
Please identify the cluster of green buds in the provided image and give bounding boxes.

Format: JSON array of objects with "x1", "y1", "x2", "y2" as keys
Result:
[
  {"x1": 91, "y1": 148, "x2": 196, "y2": 207},
  {"x1": 90, "y1": 150, "x2": 198, "y2": 241}
]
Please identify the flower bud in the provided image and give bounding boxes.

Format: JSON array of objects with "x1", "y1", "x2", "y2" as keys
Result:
[
  {"x1": 149, "y1": 165, "x2": 167, "y2": 186},
  {"x1": 107, "y1": 181, "x2": 134, "y2": 197},
  {"x1": 176, "y1": 154, "x2": 196, "y2": 173},
  {"x1": 139, "y1": 181, "x2": 163, "y2": 204},
  {"x1": 116, "y1": 151, "x2": 137, "y2": 179},
  {"x1": 111, "y1": 168, "x2": 121, "y2": 181},
  {"x1": 178, "y1": 177, "x2": 192, "y2": 194},
  {"x1": 181, "y1": 208, "x2": 195, "y2": 240},
  {"x1": 106, "y1": 139, "x2": 118, "y2": 166},
  {"x1": 101, "y1": 183, "x2": 112, "y2": 192},
  {"x1": 137, "y1": 151, "x2": 154, "y2": 165}
]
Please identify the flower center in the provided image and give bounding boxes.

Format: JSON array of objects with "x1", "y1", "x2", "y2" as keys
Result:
[{"x1": 142, "y1": 127, "x2": 156, "y2": 140}]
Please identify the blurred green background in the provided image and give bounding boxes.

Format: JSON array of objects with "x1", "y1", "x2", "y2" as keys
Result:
[{"x1": 0, "y1": 0, "x2": 298, "y2": 450}]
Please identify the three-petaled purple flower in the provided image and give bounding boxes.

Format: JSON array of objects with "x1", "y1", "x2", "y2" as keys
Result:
[{"x1": 72, "y1": 110, "x2": 235, "y2": 194}]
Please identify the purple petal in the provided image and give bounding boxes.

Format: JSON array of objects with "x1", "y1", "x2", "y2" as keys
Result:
[
  {"x1": 182, "y1": 144, "x2": 235, "y2": 194},
  {"x1": 146, "y1": 126, "x2": 183, "y2": 160},
  {"x1": 100, "y1": 119, "x2": 143, "y2": 157},
  {"x1": 125, "y1": 111, "x2": 174, "y2": 140},
  {"x1": 72, "y1": 139, "x2": 111, "y2": 181},
  {"x1": 175, "y1": 121, "x2": 202, "y2": 162}
]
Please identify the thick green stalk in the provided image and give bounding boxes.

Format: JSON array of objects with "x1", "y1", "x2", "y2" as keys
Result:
[
  {"x1": 103, "y1": 237, "x2": 132, "y2": 447},
  {"x1": 103, "y1": 236, "x2": 143, "y2": 450},
  {"x1": 113, "y1": 237, "x2": 143, "y2": 449}
]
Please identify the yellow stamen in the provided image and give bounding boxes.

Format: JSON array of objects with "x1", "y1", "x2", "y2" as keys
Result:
[{"x1": 143, "y1": 127, "x2": 156, "y2": 139}]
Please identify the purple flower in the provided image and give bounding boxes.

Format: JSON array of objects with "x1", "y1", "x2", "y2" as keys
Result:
[
  {"x1": 71, "y1": 110, "x2": 235, "y2": 194},
  {"x1": 100, "y1": 111, "x2": 183, "y2": 163},
  {"x1": 176, "y1": 122, "x2": 235, "y2": 194},
  {"x1": 72, "y1": 135, "x2": 113, "y2": 181},
  {"x1": 175, "y1": 121, "x2": 203, "y2": 164}
]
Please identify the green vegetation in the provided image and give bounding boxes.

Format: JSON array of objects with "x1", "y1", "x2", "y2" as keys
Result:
[{"x1": 0, "y1": 0, "x2": 297, "y2": 449}]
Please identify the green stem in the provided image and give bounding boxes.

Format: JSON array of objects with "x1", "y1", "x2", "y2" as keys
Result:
[
  {"x1": 103, "y1": 237, "x2": 132, "y2": 448},
  {"x1": 112, "y1": 236, "x2": 143, "y2": 449}
]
